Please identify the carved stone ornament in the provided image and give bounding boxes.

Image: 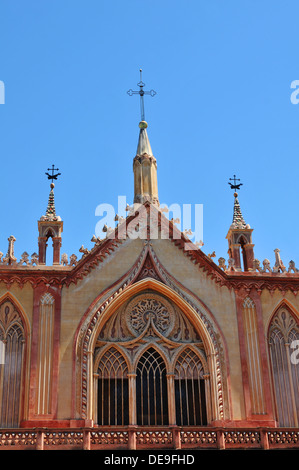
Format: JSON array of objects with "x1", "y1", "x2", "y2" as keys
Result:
[
  {"x1": 0, "y1": 300, "x2": 23, "y2": 335},
  {"x1": 126, "y1": 293, "x2": 174, "y2": 336},
  {"x1": 269, "y1": 307, "x2": 299, "y2": 342},
  {"x1": 96, "y1": 290, "x2": 203, "y2": 347}
]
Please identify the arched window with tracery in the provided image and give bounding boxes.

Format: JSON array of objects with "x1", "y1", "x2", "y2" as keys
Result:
[
  {"x1": 269, "y1": 306, "x2": 299, "y2": 427},
  {"x1": 91, "y1": 291, "x2": 220, "y2": 427},
  {"x1": 174, "y1": 348, "x2": 207, "y2": 425},
  {"x1": 0, "y1": 299, "x2": 25, "y2": 427},
  {"x1": 97, "y1": 347, "x2": 129, "y2": 426},
  {"x1": 136, "y1": 347, "x2": 168, "y2": 426}
]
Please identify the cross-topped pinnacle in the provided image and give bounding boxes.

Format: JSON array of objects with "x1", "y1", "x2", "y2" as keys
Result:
[
  {"x1": 127, "y1": 69, "x2": 156, "y2": 122},
  {"x1": 42, "y1": 164, "x2": 61, "y2": 221},
  {"x1": 45, "y1": 164, "x2": 61, "y2": 183},
  {"x1": 228, "y1": 174, "x2": 243, "y2": 192},
  {"x1": 228, "y1": 175, "x2": 247, "y2": 228}
]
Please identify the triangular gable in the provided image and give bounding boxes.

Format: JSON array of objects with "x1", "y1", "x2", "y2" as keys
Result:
[{"x1": 64, "y1": 201, "x2": 228, "y2": 287}]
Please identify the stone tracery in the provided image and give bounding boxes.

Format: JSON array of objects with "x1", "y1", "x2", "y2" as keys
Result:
[
  {"x1": 0, "y1": 299, "x2": 25, "y2": 428},
  {"x1": 90, "y1": 288, "x2": 219, "y2": 426},
  {"x1": 76, "y1": 243, "x2": 228, "y2": 424},
  {"x1": 127, "y1": 296, "x2": 172, "y2": 335}
]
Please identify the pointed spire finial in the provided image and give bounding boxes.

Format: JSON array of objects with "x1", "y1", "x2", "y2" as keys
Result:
[
  {"x1": 228, "y1": 175, "x2": 246, "y2": 228},
  {"x1": 45, "y1": 182, "x2": 57, "y2": 220},
  {"x1": 41, "y1": 165, "x2": 61, "y2": 221},
  {"x1": 232, "y1": 192, "x2": 246, "y2": 228},
  {"x1": 136, "y1": 121, "x2": 153, "y2": 156}
]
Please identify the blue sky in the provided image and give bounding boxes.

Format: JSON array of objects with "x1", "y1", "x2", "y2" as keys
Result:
[{"x1": 0, "y1": 0, "x2": 298, "y2": 268}]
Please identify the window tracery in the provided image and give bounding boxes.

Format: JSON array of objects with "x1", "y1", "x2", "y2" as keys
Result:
[
  {"x1": 269, "y1": 306, "x2": 299, "y2": 427},
  {"x1": 136, "y1": 347, "x2": 168, "y2": 426},
  {"x1": 174, "y1": 348, "x2": 207, "y2": 425},
  {"x1": 96, "y1": 347, "x2": 129, "y2": 426},
  {"x1": 0, "y1": 299, "x2": 25, "y2": 427},
  {"x1": 94, "y1": 292, "x2": 211, "y2": 426}
]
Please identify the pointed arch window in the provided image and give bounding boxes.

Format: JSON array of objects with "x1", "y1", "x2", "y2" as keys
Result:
[
  {"x1": 91, "y1": 292, "x2": 216, "y2": 427},
  {"x1": 269, "y1": 307, "x2": 299, "y2": 427},
  {"x1": 174, "y1": 348, "x2": 207, "y2": 425},
  {"x1": 97, "y1": 347, "x2": 129, "y2": 426},
  {"x1": 0, "y1": 300, "x2": 25, "y2": 427},
  {"x1": 136, "y1": 348, "x2": 168, "y2": 426}
]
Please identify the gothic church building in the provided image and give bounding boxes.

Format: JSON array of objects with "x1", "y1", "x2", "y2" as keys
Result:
[{"x1": 0, "y1": 117, "x2": 298, "y2": 450}]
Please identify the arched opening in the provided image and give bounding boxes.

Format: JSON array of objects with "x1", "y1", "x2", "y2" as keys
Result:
[
  {"x1": 136, "y1": 347, "x2": 168, "y2": 426},
  {"x1": 0, "y1": 300, "x2": 25, "y2": 427},
  {"x1": 238, "y1": 235, "x2": 248, "y2": 271},
  {"x1": 268, "y1": 304, "x2": 299, "y2": 427},
  {"x1": 79, "y1": 277, "x2": 226, "y2": 425},
  {"x1": 38, "y1": 222, "x2": 62, "y2": 266},
  {"x1": 44, "y1": 229, "x2": 55, "y2": 266},
  {"x1": 96, "y1": 347, "x2": 129, "y2": 426},
  {"x1": 174, "y1": 348, "x2": 207, "y2": 426}
]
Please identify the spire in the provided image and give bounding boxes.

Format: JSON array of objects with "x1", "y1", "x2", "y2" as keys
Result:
[
  {"x1": 226, "y1": 176, "x2": 255, "y2": 271},
  {"x1": 127, "y1": 70, "x2": 159, "y2": 206},
  {"x1": 232, "y1": 192, "x2": 246, "y2": 228},
  {"x1": 41, "y1": 164, "x2": 62, "y2": 221},
  {"x1": 136, "y1": 120, "x2": 153, "y2": 156},
  {"x1": 44, "y1": 183, "x2": 58, "y2": 221},
  {"x1": 40, "y1": 183, "x2": 61, "y2": 222},
  {"x1": 228, "y1": 174, "x2": 246, "y2": 228},
  {"x1": 133, "y1": 121, "x2": 159, "y2": 206},
  {"x1": 38, "y1": 166, "x2": 63, "y2": 265}
]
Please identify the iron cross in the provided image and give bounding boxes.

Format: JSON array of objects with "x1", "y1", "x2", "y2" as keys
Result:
[
  {"x1": 45, "y1": 164, "x2": 61, "y2": 182},
  {"x1": 228, "y1": 174, "x2": 243, "y2": 191},
  {"x1": 127, "y1": 69, "x2": 156, "y2": 121}
]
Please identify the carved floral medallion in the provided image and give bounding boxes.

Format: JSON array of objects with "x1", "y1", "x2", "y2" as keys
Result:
[{"x1": 126, "y1": 294, "x2": 174, "y2": 336}]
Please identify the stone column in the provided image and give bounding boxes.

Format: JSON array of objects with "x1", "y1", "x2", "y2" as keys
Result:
[
  {"x1": 231, "y1": 243, "x2": 241, "y2": 270},
  {"x1": 166, "y1": 373, "x2": 176, "y2": 425},
  {"x1": 128, "y1": 373, "x2": 137, "y2": 425},
  {"x1": 52, "y1": 237, "x2": 62, "y2": 265},
  {"x1": 38, "y1": 237, "x2": 47, "y2": 265},
  {"x1": 243, "y1": 243, "x2": 255, "y2": 271}
]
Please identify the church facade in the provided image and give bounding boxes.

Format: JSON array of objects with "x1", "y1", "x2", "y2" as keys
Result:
[{"x1": 0, "y1": 118, "x2": 299, "y2": 450}]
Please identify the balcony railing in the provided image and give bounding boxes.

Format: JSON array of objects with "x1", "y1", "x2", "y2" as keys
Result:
[{"x1": 0, "y1": 426, "x2": 298, "y2": 450}]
